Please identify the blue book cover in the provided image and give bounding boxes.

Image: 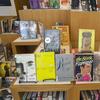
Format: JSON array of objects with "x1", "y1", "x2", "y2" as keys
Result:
[
  {"x1": 20, "y1": 21, "x2": 37, "y2": 40},
  {"x1": 56, "y1": 54, "x2": 74, "y2": 82},
  {"x1": 44, "y1": 29, "x2": 60, "y2": 53}
]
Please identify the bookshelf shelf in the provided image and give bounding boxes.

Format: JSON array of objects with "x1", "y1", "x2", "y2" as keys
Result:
[
  {"x1": 12, "y1": 36, "x2": 41, "y2": 54},
  {"x1": 10, "y1": 80, "x2": 73, "y2": 100}
]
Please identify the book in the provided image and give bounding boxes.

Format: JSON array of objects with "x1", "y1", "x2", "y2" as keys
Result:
[
  {"x1": 71, "y1": 0, "x2": 80, "y2": 9},
  {"x1": 44, "y1": 29, "x2": 60, "y2": 53},
  {"x1": 39, "y1": 0, "x2": 50, "y2": 8},
  {"x1": 12, "y1": 20, "x2": 20, "y2": 34},
  {"x1": 49, "y1": 0, "x2": 60, "y2": 9},
  {"x1": 29, "y1": 0, "x2": 40, "y2": 9},
  {"x1": 15, "y1": 54, "x2": 36, "y2": 83},
  {"x1": 20, "y1": 21, "x2": 37, "y2": 40},
  {"x1": 35, "y1": 52, "x2": 56, "y2": 81},
  {"x1": 60, "y1": 0, "x2": 71, "y2": 9},
  {"x1": 47, "y1": 92, "x2": 52, "y2": 100},
  {"x1": 75, "y1": 53, "x2": 94, "y2": 81},
  {"x1": 55, "y1": 54, "x2": 74, "y2": 82},
  {"x1": 52, "y1": 25, "x2": 70, "y2": 53},
  {"x1": 93, "y1": 52, "x2": 100, "y2": 81},
  {"x1": 42, "y1": 92, "x2": 48, "y2": 100},
  {"x1": 81, "y1": 0, "x2": 90, "y2": 11},
  {"x1": 78, "y1": 29, "x2": 95, "y2": 52}
]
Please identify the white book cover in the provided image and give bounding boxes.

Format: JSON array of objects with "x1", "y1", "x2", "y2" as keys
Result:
[{"x1": 15, "y1": 54, "x2": 36, "y2": 83}]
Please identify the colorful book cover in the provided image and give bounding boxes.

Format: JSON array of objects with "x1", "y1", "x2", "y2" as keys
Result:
[
  {"x1": 20, "y1": 21, "x2": 37, "y2": 40},
  {"x1": 39, "y1": 0, "x2": 50, "y2": 8},
  {"x1": 49, "y1": 0, "x2": 60, "y2": 9},
  {"x1": 29, "y1": 0, "x2": 40, "y2": 9},
  {"x1": 93, "y1": 52, "x2": 100, "y2": 81},
  {"x1": 44, "y1": 29, "x2": 60, "y2": 53},
  {"x1": 55, "y1": 54, "x2": 74, "y2": 81},
  {"x1": 78, "y1": 29, "x2": 95, "y2": 52},
  {"x1": 60, "y1": 0, "x2": 71, "y2": 9},
  {"x1": 52, "y1": 25, "x2": 70, "y2": 53},
  {"x1": 75, "y1": 53, "x2": 94, "y2": 81},
  {"x1": 15, "y1": 54, "x2": 36, "y2": 83},
  {"x1": 35, "y1": 52, "x2": 56, "y2": 81}
]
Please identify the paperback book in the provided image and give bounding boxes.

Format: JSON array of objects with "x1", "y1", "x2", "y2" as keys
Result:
[
  {"x1": 55, "y1": 54, "x2": 74, "y2": 81},
  {"x1": 60, "y1": 0, "x2": 71, "y2": 9},
  {"x1": 15, "y1": 54, "x2": 36, "y2": 83},
  {"x1": 75, "y1": 53, "x2": 94, "y2": 81},
  {"x1": 93, "y1": 52, "x2": 100, "y2": 81},
  {"x1": 35, "y1": 52, "x2": 56, "y2": 81},
  {"x1": 49, "y1": 0, "x2": 60, "y2": 9},
  {"x1": 78, "y1": 29, "x2": 95, "y2": 52},
  {"x1": 44, "y1": 29, "x2": 60, "y2": 53},
  {"x1": 39, "y1": 0, "x2": 50, "y2": 8},
  {"x1": 20, "y1": 21, "x2": 37, "y2": 40},
  {"x1": 52, "y1": 25, "x2": 70, "y2": 53}
]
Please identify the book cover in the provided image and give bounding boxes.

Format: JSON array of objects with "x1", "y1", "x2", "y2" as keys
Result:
[
  {"x1": 60, "y1": 0, "x2": 71, "y2": 9},
  {"x1": 78, "y1": 29, "x2": 95, "y2": 52},
  {"x1": 28, "y1": 21, "x2": 37, "y2": 39},
  {"x1": 71, "y1": 0, "x2": 80, "y2": 9},
  {"x1": 39, "y1": 0, "x2": 50, "y2": 8},
  {"x1": 93, "y1": 52, "x2": 100, "y2": 81},
  {"x1": 44, "y1": 29, "x2": 60, "y2": 53},
  {"x1": 55, "y1": 54, "x2": 74, "y2": 81},
  {"x1": 12, "y1": 20, "x2": 20, "y2": 34},
  {"x1": 75, "y1": 53, "x2": 93, "y2": 81},
  {"x1": 49, "y1": 0, "x2": 60, "y2": 9},
  {"x1": 81, "y1": 0, "x2": 90, "y2": 11},
  {"x1": 29, "y1": 0, "x2": 40, "y2": 9},
  {"x1": 35, "y1": 52, "x2": 56, "y2": 81},
  {"x1": 15, "y1": 54, "x2": 36, "y2": 83},
  {"x1": 52, "y1": 25, "x2": 70, "y2": 53},
  {"x1": 20, "y1": 21, "x2": 37, "y2": 39}
]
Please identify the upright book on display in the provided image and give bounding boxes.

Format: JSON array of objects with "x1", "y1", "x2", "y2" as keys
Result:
[
  {"x1": 93, "y1": 52, "x2": 100, "y2": 81},
  {"x1": 35, "y1": 52, "x2": 56, "y2": 81},
  {"x1": 44, "y1": 29, "x2": 60, "y2": 53},
  {"x1": 60, "y1": 0, "x2": 71, "y2": 9},
  {"x1": 55, "y1": 54, "x2": 74, "y2": 81},
  {"x1": 15, "y1": 54, "x2": 36, "y2": 83},
  {"x1": 75, "y1": 53, "x2": 94, "y2": 81},
  {"x1": 49, "y1": 0, "x2": 60, "y2": 9},
  {"x1": 20, "y1": 21, "x2": 37, "y2": 40},
  {"x1": 52, "y1": 25, "x2": 70, "y2": 53},
  {"x1": 78, "y1": 29, "x2": 95, "y2": 52}
]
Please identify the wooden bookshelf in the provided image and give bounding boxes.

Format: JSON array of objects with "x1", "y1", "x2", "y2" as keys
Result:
[
  {"x1": 10, "y1": 80, "x2": 74, "y2": 100},
  {"x1": 73, "y1": 82, "x2": 100, "y2": 100},
  {"x1": 19, "y1": 9, "x2": 100, "y2": 51},
  {"x1": 12, "y1": 36, "x2": 41, "y2": 54}
]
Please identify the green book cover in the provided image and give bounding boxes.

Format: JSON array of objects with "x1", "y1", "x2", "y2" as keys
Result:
[{"x1": 50, "y1": 0, "x2": 60, "y2": 8}]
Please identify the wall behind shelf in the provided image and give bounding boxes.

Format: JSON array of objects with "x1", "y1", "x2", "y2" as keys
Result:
[{"x1": 19, "y1": 10, "x2": 100, "y2": 51}]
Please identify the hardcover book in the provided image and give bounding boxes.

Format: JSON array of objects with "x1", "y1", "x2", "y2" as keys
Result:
[
  {"x1": 78, "y1": 29, "x2": 95, "y2": 52},
  {"x1": 20, "y1": 21, "x2": 37, "y2": 40},
  {"x1": 60, "y1": 0, "x2": 71, "y2": 9},
  {"x1": 49, "y1": 0, "x2": 60, "y2": 9},
  {"x1": 35, "y1": 52, "x2": 56, "y2": 81},
  {"x1": 55, "y1": 54, "x2": 74, "y2": 81},
  {"x1": 71, "y1": 0, "x2": 80, "y2": 9},
  {"x1": 75, "y1": 53, "x2": 94, "y2": 81},
  {"x1": 52, "y1": 25, "x2": 70, "y2": 53},
  {"x1": 29, "y1": 0, "x2": 40, "y2": 9},
  {"x1": 12, "y1": 21, "x2": 20, "y2": 34},
  {"x1": 44, "y1": 29, "x2": 60, "y2": 53},
  {"x1": 93, "y1": 52, "x2": 100, "y2": 81},
  {"x1": 15, "y1": 54, "x2": 36, "y2": 83},
  {"x1": 39, "y1": 0, "x2": 50, "y2": 8}
]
